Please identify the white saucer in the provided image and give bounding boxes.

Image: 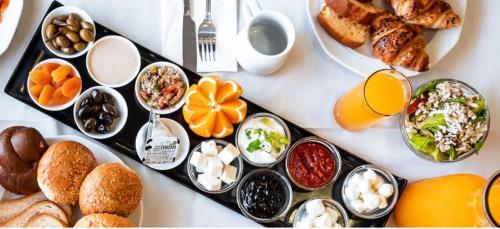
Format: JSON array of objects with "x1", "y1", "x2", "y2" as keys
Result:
[{"x1": 135, "y1": 118, "x2": 190, "y2": 170}]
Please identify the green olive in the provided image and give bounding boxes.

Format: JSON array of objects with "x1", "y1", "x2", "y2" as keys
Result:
[
  {"x1": 52, "y1": 16, "x2": 67, "y2": 27},
  {"x1": 58, "y1": 27, "x2": 71, "y2": 35},
  {"x1": 61, "y1": 47, "x2": 76, "y2": 55},
  {"x1": 66, "y1": 18, "x2": 79, "y2": 28},
  {"x1": 80, "y1": 21, "x2": 93, "y2": 30},
  {"x1": 45, "y1": 24, "x2": 57, "y2": 39},
  {"x1": 50, "y1": 39, "x2": 60, "y2": 49},
  {"x1": 55, "y1": 35, "x2": 70, "y2": 48},
  {"x1": 65, "y1": 31, "x2": 80, "y2": 43},
  {"x1": 68, "y1": 13, "x2": 79, "y2": 21},
  {"x1": 67, "y1": 24, "x2": 80, "y2": 32},
  {"x1": 73, "y1": 42, "x2": 87, "y2": 52},
  {"x1": 79, "y1": 29, "x2": 94, "y2": 42}
]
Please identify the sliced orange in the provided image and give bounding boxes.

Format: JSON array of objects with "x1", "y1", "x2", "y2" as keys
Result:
[
  {"x1": 189, "y1": 110, "x2": 217, "y2": 138},
  {"x1": 183, "y1": 76, "x2": 247, "y2": 138},
  {"x1": 220, "y1": 99, "x2": 247, "y2": 124}
]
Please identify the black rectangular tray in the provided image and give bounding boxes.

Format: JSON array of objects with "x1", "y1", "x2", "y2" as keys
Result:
[{"x1": 4, "y1": 1, "x2": 406, "y2": 227}]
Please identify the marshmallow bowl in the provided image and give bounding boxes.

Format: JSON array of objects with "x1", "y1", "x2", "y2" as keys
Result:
[
  {"x1": 341, "y1": 164, "x2": 399, "y2": 219},
  {"x1": 187, "y1": 140, "x2": 244, "y2": 194}
]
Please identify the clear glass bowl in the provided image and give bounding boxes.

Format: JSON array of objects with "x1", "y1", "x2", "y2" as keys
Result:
[
  {"x1": 235, "y1": 112, "x2": 292, "y2": 168},
  {"x1": 341, "y1": 164, "x2": 399, "y2": 219},
  {"x1": 399, "y1": 79, "x2": 490, "y2": 163},
  {"x1": 293, "y1": 198, "x2": 349, "y2": 227},
  {"x1": 285, "y1": 136, "x2": 342, "y2": 191},
  {"x1": 236, "y1": 168, "x2": 293, "y2": 223},
  {"x1": 187, "y1": 139, "x2": 244, "y2": 194}
]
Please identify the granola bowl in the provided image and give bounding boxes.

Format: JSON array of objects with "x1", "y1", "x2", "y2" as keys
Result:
[{"x1": 400, "y1": 79, "x2": 490, "y2": 163}]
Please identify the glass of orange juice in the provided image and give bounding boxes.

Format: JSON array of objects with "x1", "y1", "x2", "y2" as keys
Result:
[
  {"x1": 395, "y1": 171, "x2": 500, "y2": 227},
  {"x1": 334, "y1": 69, "x2": 412, "y2": 131}
]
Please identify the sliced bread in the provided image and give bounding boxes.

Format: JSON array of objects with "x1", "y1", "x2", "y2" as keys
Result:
[
  {"x1": 0, "y1": 192, "x2": 47, "y2": 225},
  {"x1": 326, "y1": 0, "x2": 385, "y2": 25},
  {"x1": 0, "y1": 200, "x2": 69, "y2": 227},
  {"x1": 24, "y1": 214, "x2": 67, "y2": 228},
  {"x1": 317, "y1": 5, "x2": 368, "y2": 48}
]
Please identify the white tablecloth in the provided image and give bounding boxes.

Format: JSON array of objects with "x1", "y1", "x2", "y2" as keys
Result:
[{"x1": 0, "y1": 0, "x2": 498, "y2": 227}]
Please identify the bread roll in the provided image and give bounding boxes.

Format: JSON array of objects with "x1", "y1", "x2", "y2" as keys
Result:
[
  {"x1": 79, "y1": 163, "x2": 142, "y2": 217},
  {"x1": 37, "y1": 141, "x2": 96, "y2": 205},
  {"x1": 74, "y1": 214, "x2": 134, "y2": 228}
]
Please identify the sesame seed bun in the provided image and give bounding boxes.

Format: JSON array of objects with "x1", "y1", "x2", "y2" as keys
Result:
[
  {"x1": 79, "y1": 163, "x2": 142, "y2": 217},
  {"x1": 37, "y1": 141, "x2": 96, "y2": 205},
  {"x1": 74, "y1": 213, "x2": 134, "y2": 227}
]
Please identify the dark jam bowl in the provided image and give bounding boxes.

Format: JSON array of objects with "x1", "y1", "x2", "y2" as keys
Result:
[
  {"x1": 285, "y1": 137, "x2": 342, "y2": 191},
  {"x1": 236, "y1": 169, "x2": 293, "y2": 223}
]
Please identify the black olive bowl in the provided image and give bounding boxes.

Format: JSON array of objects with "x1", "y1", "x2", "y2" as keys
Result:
[
  {"x1": 236, "y1": 168, "x2": 293, "y2": 223},
  {"x1": 73, "y1": 86, "x2": 128, "y2": 139}
]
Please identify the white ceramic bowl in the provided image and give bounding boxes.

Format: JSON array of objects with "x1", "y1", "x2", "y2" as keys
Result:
[
  {"x1": 27, "y1": 58, "x2": 82, "y2": 111},
  {"x1": 86, "y1": 35, "x2": 141, "y2": 88},
  {"x1": 73, "y1": 86, "x2": 128, "y2": 139},
  {"x1": 135, "y1": 62, "x2": 189, "y2": 114},
  {"x1": 41, "y1": 6, "x2": 95, "y2": 59}
]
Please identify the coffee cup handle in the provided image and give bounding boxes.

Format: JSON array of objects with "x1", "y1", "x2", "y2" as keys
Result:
[{"x1": 242, "y1": 0, "x2": 262, "y2": 23}]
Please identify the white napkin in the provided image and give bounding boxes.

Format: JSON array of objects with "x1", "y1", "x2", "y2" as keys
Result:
[{"x1": 161, "y1": 0, "x2": 238, "y2": 72}]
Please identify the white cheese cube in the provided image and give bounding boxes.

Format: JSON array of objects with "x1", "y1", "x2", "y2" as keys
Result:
[
  {"x1": 357, "y1": 178, "x2": 372, "y2": 194},
  {"x1": 378, "y1": 197, "x2": 388, "y2": 209},
  {"x1": 314, "y1": 212, "x2": 334, "y2": 228},
  {"x1": 220, "y1": 165, "x2": 237, "y2": 184},
  {"x1": 197, "y1": 174, "x2": 221, "y2": 191},
  {"x1": 201, "y1": 141, "x2": 219, "y2": 156},
  {"x1": 306, "y1": 199, "x2": 325, "y2": 218},
  {"x1": 344, "y1": 185, "x2": 360, "y2": 200},
  {"x1": 347, "y1": 173, "x2": 363, "y2": 188},
  {"x1": 218, "y1": 144, "x2": 240, "y2": 165},
  {"x1": 363, "y1": 192, "x2": 381, "y2": 211},
  {"x1": 378, "y1": 183, "x2": 394, "y2": 198},
  {"x1": 325, "y1": 207, "x2": 339, "y2": 223},
  {"x1": 297, "y1": 216, "x2": 315, "y2": 228},
  {"x1": 363, "y1": 169, "x2": 378, "y2": 184},
  {"x1": 351, "y1": 199, "x2": 367, "y2": 213},
  {"x1": 189, "y1": 151, "x2": 208, "y2": 171},
  {"x1": 205, "y1": 157, "x2": 223, "y2": 177}
]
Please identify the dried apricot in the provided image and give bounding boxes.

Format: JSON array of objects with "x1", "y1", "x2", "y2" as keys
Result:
[
  {"x1": 42, "y1": 63, "x2": 60, "y2": 76},
  {"x1": 29, "y1": 85, "x2": 45, "y2": 98},
  {"x1": 29, "y1": 70, "x2": 51, "y2": 85},
  {"x1": 61, "y1": 77, "x2": 81, "y2": 98},
  {"x1": 54, "y1": 77, "x2": 68, "y2": 88},
  {"x1": 53, "y1": 87, "x2": 71, "y2": 105},
  {"x1": 51, "y1": 65, "x2": 72, "y2": 83},
  {"x1": 38, "y1": 85, "x2": 56, "y2": 106}
]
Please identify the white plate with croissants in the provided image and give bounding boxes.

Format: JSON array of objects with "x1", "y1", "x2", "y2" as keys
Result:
[
  {"x1": 0, "y1": 127, "x2": 143, "y2": 227},
  {"x1": 307, "y1": 0, "x2": 466, "y2": 77}
]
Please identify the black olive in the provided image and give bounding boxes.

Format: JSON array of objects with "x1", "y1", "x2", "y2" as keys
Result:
[
  {"x1": 83, "y1": 118, "x2": 97, "y2": 132},
  {"x1": 91, "y1": 89, "x2": 102, "y2": 103},
  {"x1": 102, "y1": 104, "x2": 118, "y2": 117},
  {"x1": 80, "y1": 97, "x2": 93, "y2": 107},
  {"x1": 78, "y1": 105, "x2": 91, "y2": 119},
  {"x1": 91, "y1": 105, "x2": 102, "y2": 115},
  {"x1": 102, "y1": 93, "x2": 115, "y2": 106},
  {"x1": 98, "y1": 112, "x2": 113, "y2": 125},
  {"x1": 96, "y1": 123, "x2": 110, "y2": 134}
]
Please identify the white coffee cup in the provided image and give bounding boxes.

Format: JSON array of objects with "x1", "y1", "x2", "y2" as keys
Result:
[{"x1": 235, "y1": 0, "x2": 296, "y2": 75}]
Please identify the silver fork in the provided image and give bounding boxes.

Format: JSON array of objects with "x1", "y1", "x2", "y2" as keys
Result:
[{"x1": 198, "y1": 0, "x2": 216, "y2": 62}]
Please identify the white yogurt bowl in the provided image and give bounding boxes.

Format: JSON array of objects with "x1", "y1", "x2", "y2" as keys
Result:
[
  {"x1": 41, "y1": 6, "x2": 95, "y2": 59},
  {"x1": 135, "y1": 62, "x2": 189, "y2": 114},
  {"x1": 27, "y1": 58, "x2": 82, "y2": 111},
  {"x1": 73, "y1": 86, "x2": 128, "y2": 139},
  {"x1": 86, "y1": 35, "x2": 141, "y2": 88}
]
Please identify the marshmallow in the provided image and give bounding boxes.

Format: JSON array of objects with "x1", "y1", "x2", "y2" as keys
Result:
[
  {"x1": 363, "y1": 192, "x2": 381, "y2": 211},
  {"x1": 378, "y1": 183, "x2": 394, "y2": 198},
  {"x1": 218, "y1": 144, "x2": 240, "y2": 165},
  {"x1": 297, "y1": 216, "x2": 314, "y2": 228},
  {"x1": 348, "y1": 173, "x2": 363, "y2": 188},
  {"x1": 201, "y1": 141, "x2": 218, "y2": 156},
  {"x1": 373, "y1": 175, "x2": 385, "y2": 190},
  {"x1": 325, "y1": 207, "x2": 339, "y2": 223},
  {"x1": 344, "y1": 185, "x2": 360, "y2": 200},
  {"x1": 350, "y1": 199, "x2": 366, "y2": 213},
  {"x1": 363, "y1": 169, "x2": 378, "y2": 184},
  {"x1": 314, "y1": 212, "x2": 334, "y2": 228},
  {"x1": 357, "y1": 178, "x2": 372, "y2": 194},
  {"x1": 379, "y1": 197, "x2": 388, "y2": 209},
  {"x1": 189, "y1": 151, "x2": 208, "y2": 171},
  {"x1": 306, "y1": 199, "x2": 326, "y2": 218}
]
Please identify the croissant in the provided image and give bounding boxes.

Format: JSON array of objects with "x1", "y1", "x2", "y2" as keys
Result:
[
  {"x1": 371, "y1": 14, "x2": 429, "y2": 72},
  {"x1": 390, "y1": 0, "x2": 461, "y2": 29}
]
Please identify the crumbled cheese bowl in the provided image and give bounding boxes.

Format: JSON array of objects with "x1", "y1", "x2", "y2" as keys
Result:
[
  {"x1": 400, "y1": 79, "x2": 490, "y2": 163},
  {"x1": 341, "y1": 164, "x2": 399, "y2": 219},
  {"x1": 187, "y1": 139, "x2": 244, "y2": 194},
  {"x1": 293, "y1": 198, "x2": 349, "y2": 228}
]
